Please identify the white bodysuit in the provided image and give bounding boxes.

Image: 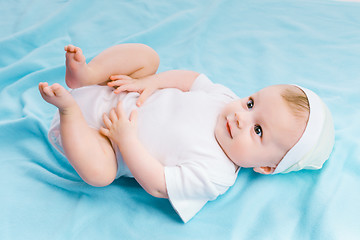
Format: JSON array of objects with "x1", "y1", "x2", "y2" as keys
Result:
[{"x1": 49, "y1": 74, "x2": 240, "y2": 223}]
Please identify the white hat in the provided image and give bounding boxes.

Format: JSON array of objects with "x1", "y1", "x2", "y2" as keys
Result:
[{"x1": 273, "y1": 86, "x2": 335, "y2": 174}]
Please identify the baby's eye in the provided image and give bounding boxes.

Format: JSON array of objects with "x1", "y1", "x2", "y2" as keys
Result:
[
  {"x1": 247, "y1": 98, "x2": 254, "y2": 109},
  {"x1": 254, "y1": 125, "x2": 263, "y2": 137}
]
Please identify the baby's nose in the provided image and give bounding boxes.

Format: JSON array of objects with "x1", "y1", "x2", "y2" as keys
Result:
[{"x1": 235, "y1": 112, "x2": 250, "y2": 128}]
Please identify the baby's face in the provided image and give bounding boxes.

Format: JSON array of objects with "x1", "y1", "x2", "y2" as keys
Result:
[{"x1": 215, "y1": 85, "x2": 306, "y2": 174}]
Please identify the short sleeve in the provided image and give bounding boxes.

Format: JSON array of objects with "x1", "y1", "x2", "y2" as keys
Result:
[
  {"x1": 190, "y1": 74, "x2": 239, "y2": 100},
  {"x1": 164, "y1": 162, "x2": 222, "y2": 223}
]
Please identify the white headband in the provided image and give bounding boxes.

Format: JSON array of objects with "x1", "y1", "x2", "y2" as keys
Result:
[{"x1": 273, "y1": 86, "x2": 334, "y2": 174}]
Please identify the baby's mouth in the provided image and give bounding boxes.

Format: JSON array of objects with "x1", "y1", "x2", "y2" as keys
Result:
[{"x1": 226, "y1": 120, "x2": 232, "y2": 138}]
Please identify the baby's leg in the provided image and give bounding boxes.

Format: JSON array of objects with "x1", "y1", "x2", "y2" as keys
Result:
[
  {"x1": 65, "y1": 43, "x2": 160, "y2": 88},
  {"x1": 39, "y1": 82, "x2": 117, "y2": 186}
]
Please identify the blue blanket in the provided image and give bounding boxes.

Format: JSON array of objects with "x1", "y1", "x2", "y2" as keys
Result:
[{"x1": 1, "y1": 0, "x2": 360, "y2": 239}]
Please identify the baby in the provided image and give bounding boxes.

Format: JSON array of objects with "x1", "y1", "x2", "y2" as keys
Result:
[{"x1": 39, "y1": 44, "x2": 335, "y2": 223}]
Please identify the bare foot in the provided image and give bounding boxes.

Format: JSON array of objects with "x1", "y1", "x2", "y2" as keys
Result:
[
  {"x1": 64, "y1": 45, "x2": 91, "y2": 89},
  {"x1": 39, "y1": 82, "x2": 77, "y2": 113}
]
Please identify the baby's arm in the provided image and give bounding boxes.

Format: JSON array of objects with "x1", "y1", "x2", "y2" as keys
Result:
[
  {"x1": 108, "y1": 70, "x2": 199, "y2": 106},
  {"x1": 150, "y1": 70, "x2": 200, "y2": 91},
  {"x1": 99, "y1": 102, "x2": 168, "y2": 198}
]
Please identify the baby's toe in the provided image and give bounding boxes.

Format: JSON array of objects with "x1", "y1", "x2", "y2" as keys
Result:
[
  {"x1": 51, "y1": 83, "x2": 66, "y2": 96},
  {"x1": 43, "y1": 86, "x2": 55, "y2": 97},
  {"x1": 65, "y1": 44, "x2": 76, "y2": 52}
]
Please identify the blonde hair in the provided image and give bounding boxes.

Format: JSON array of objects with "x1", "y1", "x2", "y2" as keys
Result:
[{"x1": 281, "y1": 85, "x2": 310, "y2": 121}]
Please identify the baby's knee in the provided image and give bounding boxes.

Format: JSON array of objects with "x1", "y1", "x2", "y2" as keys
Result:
[
  {"x1": 138, "y1": 44, "x2": 160, "y2": 71},
  {"x1": 82, "y1": 168, "x2": 116, "y2": 187}
]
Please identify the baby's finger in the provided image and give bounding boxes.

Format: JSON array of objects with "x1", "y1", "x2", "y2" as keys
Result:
[
  {"x1": 109, "y1": 108, "x2": 118, "y2": 122},
  {"x1": 115, "y1": 101, "x2": 126, "y2": 118},
  {"x1": 113, "y1": 83, "x2": 142, "y2": 94},
  {"x1": 129, "y1": 110, "x2": 138, "y2": 125},
  {"x1": 99, "y1": 127, "x2": 110, "y2": 137},
  {"x1": 110, "y1": 75, "x2": 133, "y2": 81},
  {"x1": 102, "y1": 113, "x2": 112, "y2": 128},
  {"x1": 137, "y1": 89, "x2": 153, "y2": 107},
  {"x1": 113, "y1": 85, "x2": 128, "y2": 94},
  {"x1": 108, "y1": 79, "x2": 133, "y2": 87}
]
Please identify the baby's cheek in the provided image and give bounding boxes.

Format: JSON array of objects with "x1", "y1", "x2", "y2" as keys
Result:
[
  {"x1": 234, "y1": 138, "x2": 255, "y2": 158},
  {"x1": 230, "y1": 141, "x2": 244, "y2": 159}
]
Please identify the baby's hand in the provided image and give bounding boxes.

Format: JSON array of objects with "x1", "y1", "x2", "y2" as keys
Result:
[
  {"x1": 107, "y1": 75, "x2": 159, "y2": 107},
  {"x1": 99, "y1": 101, "x2": 138, "y2": 145}
]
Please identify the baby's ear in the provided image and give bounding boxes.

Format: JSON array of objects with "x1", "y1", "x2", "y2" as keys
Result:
[{"x1": 253, "y1": 167, "x2": 276, "y2": 175}]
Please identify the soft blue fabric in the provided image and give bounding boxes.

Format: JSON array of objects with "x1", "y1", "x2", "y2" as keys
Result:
[{"x1": 1, "y1": 0, "x2": 359, "y2": 239}]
